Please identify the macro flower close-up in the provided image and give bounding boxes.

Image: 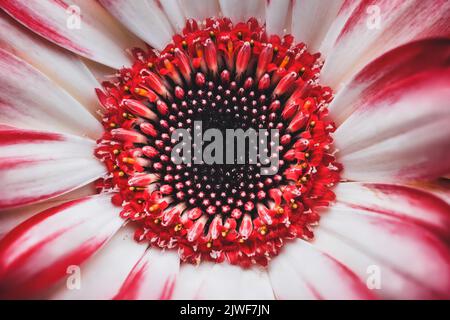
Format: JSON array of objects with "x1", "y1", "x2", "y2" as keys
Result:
[{"x1": 0, "y1": 0, "x2": 449, "y2": 300}]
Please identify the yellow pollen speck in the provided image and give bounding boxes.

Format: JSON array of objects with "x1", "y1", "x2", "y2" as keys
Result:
[
  {"x1": 291, "y1": 202, "x2": 298, "y2": 209},
  {"x1": 221, "y1": 230, "x2": 228, "y2": 237},
  {"x1": 310, "y1": 121, "x2": 316, "y2": 127},
  {"x1": 277, "y1": 207, "x2": 284, "y2": 214},
  {"x1": 129, "y1": 187, "x2": 136, "y2": 191},
  {"x1": 260, "y1": 226, "x2": 267, "y2": 235},
  {"x1": 118, "y1": 171, "x2": 125, "y2": 177},
  {"x1": 164, "y1": 59, "x2": 174, "y2": 71},
  {"x1": 206, "y1": 241, "x2": 212, "y2": 248},
  {"x1": 134, "y1": 88, "x2": 148, "y2": 97},
  {"x1": 149, "y1": 204, "x2": 159, "y2": 212},
  {"x1": 113, "y1": 149, "x2": 120, "y2": 155},
  {"x1": 239, "y1": 238, "x2": 245, "y2": 243},
  {"x1": 174, "y1": 224, "x2": 183, "y2": 232},
  {"x1": 280, "y1": 56, "x2": 290, "y2": 68},
  {"x1": 154, "y1": 218, "x2": 160, "y2": 224},
  {"x1": 147, "y1": 62, "x2": 153, "y2": 69},
  {"x1": 305, "y1": 153, "x2": 310, "y2": 158},
  {"x1": 123, "y1": 157, "x2": 135, "y2": 164},
  {"x1": 109, "y1": 123, "x2": 117, "y2": 128}
]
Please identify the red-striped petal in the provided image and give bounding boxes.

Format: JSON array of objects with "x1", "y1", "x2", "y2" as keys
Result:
[
  {"x1": 0, "y1": 49, "x2": 102, "y2": 137},
  {"x1": 0, "y1": 127, "x2": 105, "y2": 209},
  {"x1": 320, "y1": 0, "x2": 450, "y2": 88},
  {"x1": 330, "y1": 38, "x2": 450, "y2": 126},
  {"x1": 269, "y1": 240, "x2": 375, "y2": 299},
  {"x1": 0, "y1": 194, "x2": 123, "y2": 299},
  {"x1": 334, "y1": 182, "x2": 450, "y2": 240},
  {"x1": 335, "y1": 68, "x2": 450, "y2": 182},
  {"x1": 0, "y1": 0, "x2": 142, "y2": 68},
  {"x1": 114, "y1": 249, "x2": 180, "y2": 300}
]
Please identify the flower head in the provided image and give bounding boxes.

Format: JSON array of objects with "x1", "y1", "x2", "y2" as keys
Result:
[{"x1": 0, "y1": 0, "x2": 449, "y2": 300}]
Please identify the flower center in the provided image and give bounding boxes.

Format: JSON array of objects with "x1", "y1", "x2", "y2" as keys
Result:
[{"x1": 95, "y1": 17, "x2": 341, "y2": 268}]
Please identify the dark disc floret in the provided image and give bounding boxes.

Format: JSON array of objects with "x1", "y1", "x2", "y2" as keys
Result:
[{"x1": 94, "y1": 17, "x2": 341, "y2": 268}]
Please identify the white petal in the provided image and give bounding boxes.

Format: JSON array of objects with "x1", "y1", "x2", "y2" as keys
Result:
[
  {"x1": 46, "y1": 225, "x2": 147, "y2": 300},
  {"x1": 99, "y1": 0, "x2": 174, "y2": 51},
  {"x1": 180, "y1": 0, "x2": 221, "y2": 21},
  {"x1": 329, "y1": 38, "x2": 450, "y2": 126},
  {"x1": 0, "y1": 49, "x2": 102, "y2": 138},
  {"x1": 269, "y1": 240, "x2": 373, "y2": 299},
  {"x1": 219, "y1": 0, "x2": 265, "y2": 24},
  {"x1": 0, "y1": 194, "x2": 123, "y2": 299},
  {"x1": 0, "y1": 183, "x2": 96, "y2": 239},
  {"x1": 115, "y1": 249, "x2": 180, "y2": 299},
  {"x1": 268, "y1": 252, "x2": 317, "y2": 299},
  {"x1": 291, "y1": 0, "x2": 343, "y2": 52},
  {"x1": 320, "y1": 0, "x2": 450, "y2": 89},
  {"x1": 159, "y1": 0, "x2": 186, "y2": 33},
  {"x1": 172, "y1": 262, "x2": 273, "y2": 299},
  {"x1": 1, "y1": 0, "x2": 143, "y2": 68},
  {"x1": 313, "y1": 206, "x2": 450, "y2": 299},
  {"x1": 265, "y1": 0, "x2": 291, "y2": 35},
  {"x1": 334, "y1": 182, "x2": 450, "y2": 240},
  {"x1": 335, "y1": 69, "x2": 450, "y2": 183},
  {"x1": 0, "y1": 12, "x2": 101, "y2": 116},
  {"x1": 0, "y1": 126, "x2": 105, "y2": 209}
]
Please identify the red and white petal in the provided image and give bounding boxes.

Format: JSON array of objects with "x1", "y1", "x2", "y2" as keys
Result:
[
  {"x1": 172, "y1": 263, "x2": 274, "y2": 299},
  {"x1": 0, "y1": 194, "x2": 123, "y2": 299},
  {"x1": 320, "y1": 0, "x2": 450, "y2": 88},
  {"x1": 159, "y1": 0, "x2": 186, "y2": 33},
  {"x1": 180, "y1": 0, "x2": 221, "y2": 21},
  {"x1": 82, "y1": 58, "x2": 116, "y2": 84},
  {"x1": 99, "y1": 0, "x2": 174, "y2": 51},
  {"x1": 0, "y1": 12, "x2": 100, "y2": 116},
  {"x1": 410, "y1": 180, "x2": 450, "y2": 205},
  {"x1": 0, "y1": 183, "x2": 96, "y2": 240},
  {"x1": 219, "y1": 0, "x2": 265, "y2": 25},
  {"x1": 265, "y1": 0, "x2": 291, "y2": 35},
  {"x1": 114, "y1": 249, "x2": 180, "y2": 300},
  {"x1": 171, "y1": 263, "x2": 212, "y2": 299},
  {"x1": 269, "y1": 240, "x2": 374, "y2": 299},
  {"x1": 334, "y1": 182, "x2": 450, "y2": 240},
  {"x1": 0, "y1": 0, "x2": 142, "y2": 68},
  {"x1": 268, "y1": 252, "x2": 318, "y2": 299},
  {"x1": 335, "y1": 69, "x2": 450, "y2": 183},
  {"x1": 237, "y1": 266, "x2": 274, "y2": 299},
  {"x1": 313, "y1": 207, "x2": 450, "y2": 299},
  {"x1": 46, "y1": 225, "x2": 147, "y2": 300},
  {"x1": 0, "y1": 49, "x2": 102, "y2": 137},
  {"x1": 329, "y1": 38, "x2": 450, "y2": 126},
  {"x1": 291, "y1": 0, "x2": 343, "y2": 52},
  {"x1": 0, "y1": 127, "x2": 105, "y2": 209}
]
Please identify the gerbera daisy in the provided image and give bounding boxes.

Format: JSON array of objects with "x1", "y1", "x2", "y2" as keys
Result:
[{"x1": 0, "y1": 0, "x2": 449, "y2": 300}]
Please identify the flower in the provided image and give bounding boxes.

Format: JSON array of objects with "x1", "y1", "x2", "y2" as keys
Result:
[{"x1": 0, "y1": 0, "x2": 449, "y2": 300}]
